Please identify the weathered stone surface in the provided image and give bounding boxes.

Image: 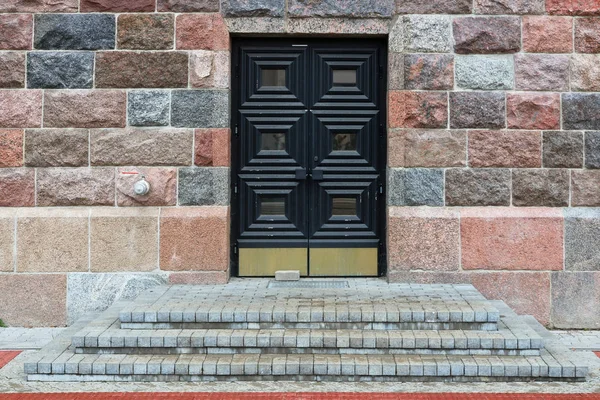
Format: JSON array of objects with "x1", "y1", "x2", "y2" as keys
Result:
[
  {"x1": 445, "y1": 169, "x2": 511, "y2": 206},
  {"x1": 158, "y1": 0, "x2": 219, "y2": 11},
  {"x1": 543, "y1": 131, "x2": 583, "y2": 168},
  {"x1": 449, "y1": 92, "x2": 505, "y2": 129},
  {"x1": 0, "y1": 0, "x2": 77, "y2": 12},
  {"x1": 190, "y1": 51, "x2": 230, "y2": 89},
  {"x1": 169, "y1": 271, "x2": 229, "y2": 285},
  {"x1": 0, "y1": 169, "x2": 34, "y2": 207},
  {"x1": 0, "y1": 90, "x2": 42, "y2": 128},
  {"x1": 43, "y1": 90, "x2": 126, "y2": 128},
  {"x1": 171, "y1": 90, "x2": 229, "y2": 128},
  {"x1": 388, "y1": 208, "x2": 460, "y2": 272},
  {"x1": 388, "y1": 168, "x2": 444, "y2": 206},
  {"x1": 575, "y1": 17, "x2": 600, "y2": 53},
  {"x1": 90, "y1": 128, "x2": 193, "y2": 166},
  {"x1": 571, "y1": 54, "x2": 600, "y2": 92},
  {"x1": 81, "y1": 0, "x2": 154, "y2": 12},
  {"x1": 34, "y1": 14, "x2": 115, "y2": 50},
  {"x1": 116, "y1": 167, "x2": 177, "y2": 206},
  {"x1": 90, "y1": 208, "x2": 159, "y2": 273},
  {"x1": 160, "y1": 207, "x2": 229, "y2": 271},
  {"x1": 514, "y1": 54, "x2": 570, "y2": 91},
  {"x1": 565, "y1": 209, "x2": 600, "y2": 271},
  {"x1": 388, "y1": 129, "x2": 466, "y2": 167},
  {"x1": 27, "y1": 52, "x2": 94, "y2": 89},
  {"x1": 512, "y1": 169, "x2": 570, "y2": 207},
  {"x1": 0, "y1": 274, "x2": 66, "y2": 327},
  {"x1": 523, "y1": 16, "x2": 573, "y2": 53},
  {"x1": 0, "y1": 129, "x2": 23, "y2": 167},
  {"x1": 562, "y1": 93, "x2": 600, "y2": 130},
  {"x1": 461, "y1": 208, "x2": 564, "y2": 272},
  {"x1": 24, "y1": 129, "x2": 89, "y2": 167},
  {"x1": 403, "y1": 15, "x2": 451, "y2": 53},
  {"x1": 289, "y1": 0, "x2": 393, "y2": 17},
  {"x1": 455, "y1": 55, "x2": 514, "y2": 90},
  {"x1": 0, "y1": 14, "x2": 32, "y2": 50},
  {"x1": 507, "y1": 93, "x2": 561, "y2": 130},
  {"x1": 585, "y1": 131, "x2": 600, "y2": 169},
  {"x1": 552, "y1": 272, "x2": 600, "y2": 329},
  {"x1": 404, "y1": 54, "x2": 453, "y2": 90},
  {"x1": 396, "y1": 0, "x2": 472, "y2": 13},
  {"x1": 225, "y1": 17, "x2": 286, "y2": 34},
  {"x1": 287, "y1": 18, "x2": 388, "y2": 35},
  {"x1": 468, "y1": 130, "x2": 541, "y2": 168},
  {"x1": 0, "y1": 52, "x2": 25, "y2": 88},
  {"x1": 16, "y1": 208, "x2": 88, "y2": 273},
  {"x1": 117, "y1": 14, "x2": 174, "y2": 50},
  {"x1": 388, "y1": 53, "x2": 404, "y2": 90},
  {"x1": 37, "y1": 168, "x2": 115, "y2": 206},
  {"x1": 178, "y1": 167, "x2": 230, "y2": 206},
  {"x1": 453, "y1": 17, "x2": 521, "y2": 54},
  {"x1": 0, "y1": 210, "x2": 15, "y2": 272},
  {"x1": 222, "y1": 0, "x2": 285, "y2": 17},
  {"x1": 67, "y1": 272, "x2": 168, "y2": 324},
  {"x1": 195, "y1": 128, "x2": 230, "y2": 167},
  {"x1": 474, "y1": 0, "x2": 545, "y2": 14},
  {"x1": 571, "y1": 170, "x2": 600, "y2": 206},
  {"x1": 546, "y1": 0, "x2": 600, "y2": 15},
  {"x1": 95, "y1": 51, "x2": 188, "y2": 89},
  {"x1": 128, "y1": 90, "x2": 170, "y2": 127},
  {"x1": 176, "y1": 14, "x2": 229, "y2": 50},
  {"x1": 389, "y1": 91, "x2": 448, "y2": 129}
]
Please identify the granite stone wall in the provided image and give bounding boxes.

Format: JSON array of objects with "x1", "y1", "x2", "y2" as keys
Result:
[{"x1": 0, "y1": 0, "x2": 599, "y2": 328}]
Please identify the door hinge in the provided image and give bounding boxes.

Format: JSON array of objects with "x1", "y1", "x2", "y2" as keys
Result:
[
  {"x1": 379, "y1": 124, "x2": 385, "y2": 137},
  {"x1": 234, "y1": 125, "x2": 239, "y2": 138},
  {"x1": 233, "y1": 243, "x2": 238, "y2": 254},
  {"x1": 235, "y1": 64, "x2": 240, "y2": 78},
  {"x1": 379, "y1": 184, "x2": 384, "y2": 195},
  {"x1": 234, "y1": 182, "x2": 238, "y2": 195},
  {"x1": 379, "y1": 65, "x2": 384, "y2": 80}
]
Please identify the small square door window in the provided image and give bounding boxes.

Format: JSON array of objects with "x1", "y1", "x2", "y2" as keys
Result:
[
  {"x1": 260, "y1": 196, "x2": 286, "y2": 216},
  {"x1": 332, "y1": 133, "x2": 357, "y2": 151},
  {"x1": 261, "y1": 69, "x2": 286, "y2": 87},
  {"x1": 261, "y1": 133, "x2": 286, "y2": 151},
  {"x1": 332, "y1": 69, "x2": 357, "y2": 87},
  {"x1": 332, "y1": 197, "x2": 357, "y2": 217}
]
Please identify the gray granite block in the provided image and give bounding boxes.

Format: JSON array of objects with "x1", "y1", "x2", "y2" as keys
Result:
[
  {"x1": 288, "y1": 0, "x2": 393, "y2": 17},
  {"x1": 403, "y1": 15, "x2": 452, "y2": 53},
  {"x1": 34, "y1": 14, "x2": 115, "y2": 50},
  {"x1": 27, "y1": 52, "x2": 94, "y2": 89},
  {"x1": 565, "y1": 208, "x2": 600, "y2": 271},
  {"x1": 585, "y1": 131, "x2": 600, "y2": 169},
  {"x1": 455, "y1": 55, "x2": 514, "y2": 90},
  {"x1": 388, "y1": 168, "x2": 444, "y2": 206},
  {"x1": 563, "y1": 93, "x2": 600, "y2": 130},
  {"x1": 171, "y1": 90, "x2": 229, "y2": 128},
  {"x1": 552, "y1": 271, "x2": 600, "y2": 329},
  {"x1": 178, "y1": 167, "x2": 230, "y2": 206},
  {"x1": 128, "y1": 90, "x2": 170, "y2": 127}
]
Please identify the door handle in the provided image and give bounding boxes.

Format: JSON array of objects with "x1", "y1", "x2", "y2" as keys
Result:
[
  {"x1": 295, "y1": 169, "x2": 307, "y2": 180},
  {"x1": 311, "y1": 170, "x2": 324, "y2": 181}
]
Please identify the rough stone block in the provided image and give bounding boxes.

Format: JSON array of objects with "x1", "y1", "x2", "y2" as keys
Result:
[
  {"x1": 396, "y1": 0, "x2": 472, "y2": 13},
  {"x1": 0, "y1": 129, "x2": 23, "y2": 167},
  {"x1": 455, "y1": 55, "x2": 514, "y2": 90},
  {"x1": 471, "y1": 272, "x2": 551, "y2": 326},
  {"x1": 565, "y1": 209, "x2": 600, "y2": 271},
  {"x1": 571, "y1": 54, "x2": 600, "y2": 92},
  {"x1": 388, "y1": 168, "x2": 444, "y2": 206},
  {"x1": 0, "y1": 14, "x2": 32, "y2": 50},
  {"x1": 388, "y1": 129, "x2": 466, "y2": 168},
  {"x1": 81, "y1": 0, "x2": 154, "y2": 12},
  {"x1": 585, "y1": 131, "x2": 600, "y2": 168},
  {"x1": 543, "y1": 131, "x2": 583, "y2": 168},
  {"x1": 575, "y1": 17, "x2": 600, "y2": 53},
  {"x1": 43, "y1": 90, "x2": 126, "y2": 128},
  {"x1": 95, "y1": 52, "x2": 188, "y2": 89},
  {"x1": 160, "y1": 207, "x2": 229, "y2": 271},
  {"x1": 178, "y1": 167, "x2": 229, "y2": 206},
  {"x1": 445, "y1": 169, "x2": 511, "y2": 206},
  {"x1": 474, "y1": 0, "x2": 545, "y2": 13},
  {"x1": 571, "y1": 170, "x2": 600, "y2": 206},
  {"x1": 195, "y1": 128, "x2": 230, "y2": 167},
  {"x1": 117, "y1": 14, "x2": 174, "y2": 50},
  {"x1": 287, "y1": 18, "x2": 388, "y2": 35},
  {"x1": 0, "y1": 210, "x2": 15, "y2": 272},
  {"x1": 449, "y1": 92, "x2": 505, "y2": 129},
  {"x1": 275, "y1": 270, "x2": 300, "y2": 281},
  {"x1": 158, "y1": 0, "x2": 219, "y2": 11},
  {"x1": 546, "y1": 0, "x2": 600, "y2": 15},
  {"x1": 0, "y1": 52, "x2": 25, "y2": 88},
  {"x1": 34, "y1": 14, "x2": 115, "y2": 50},
  {"x1": 90, "y1": 208, "x2": 159, "y2": 272},
  {"x1": 468, "y1": 130, "x2": 541, "y2": 168},
  {"x1": 0, "y1": 274, "x2": 66, "y2": 327},
  {"x1": 512, "y1": 169, "x2": 570, "y2": 207},
  {"x1": 176, "y1": 14, "x2": 229, "y2": 50},
  {"x1": 523, "y1": 16, "x2": 573, "y2": 53},
  {"x1": 27, "y1": 52, "x2": 93, "y2": 89},
  {"x1": 0, "y1": 90, "x2": 42, "y2": 128},
  {"x1": 67, "y1": 272, "x2": 168, "y2": 324},
  {"x1": 116, "y1": 167, "x2": 177, "y2": 207},
  {"x1": 90, "y1": 128, "x2": 193, "y2": 166},
  {"x1": 128, "y1": 91, "x2": 170, "y2": 127},
  {"x1": 404, "y1": 54, "x2": 453, "y2": 90},
  {"x1": 190, "y1": 51, "x2": 230, "y2": 89},
  {"x1": 289, "y1": 0, "x2": 393, "y2": 17},
  {"x1": 222, "y1": 0, "x2": 285, "y2": 16},
  {"x1": 389, "y1": 91, "x2": 447, "y2": 129},
  {"x1": 0, "y1": 169, "x2": 34, "y2": 206},
  {"x1": 24, "y1": 129, "x2": 88, "y2": 167},
  {"x1": 225, "y1": 17, "x2": 286, "y2": 34},
  {"x1": 562, "y1": 93, "x2": 600, "y2": 130},
  {"x1": 37, "y1": 167, "x2": 115, "y2": 206},
  {"x1": 388, "y1": 53, "x2": 404, "y2": 90},
  {"x1": 507, "y1": 93, "x2": 560, "y2": 130},
  {"x1": 388, "y1": 207, "x2": 460, "y2": 272},
  {"x1": 16, "y1": 208, "x2": 88, "y2": 272},
  {"x1": 403, "y1": 15, "x2": 451, "y2": 53},
  {"x1": 168, "y1": 271, "x2": 228, "y2": 285},
  {"x1": 453, "y1": 17, "x2": 521, "y2": 54},
  {"x1": 171, "y1": 90, "x2": 229, "y2": 128},
  {"x1": 551, "y1": 272, "x2": 600, "y2": 329},
  {"x1": 0, "y1": 0, "x2": 77, "y2": 12},
  {"x1": 514, "y1": 54, "x2": 570, "y2": 91}
]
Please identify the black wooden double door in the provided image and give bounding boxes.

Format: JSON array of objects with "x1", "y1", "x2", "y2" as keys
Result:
[{"x1": 231, "y1": 38, "x2": 387, "y2": 277}]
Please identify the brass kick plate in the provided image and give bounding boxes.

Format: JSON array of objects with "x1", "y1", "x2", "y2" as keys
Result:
[
  {"x1": 239, "y1": 248, "x2": 308, "y2": 277},
  {"x1": 309, "y1": 248, "x2": 378, "y2": 277}
]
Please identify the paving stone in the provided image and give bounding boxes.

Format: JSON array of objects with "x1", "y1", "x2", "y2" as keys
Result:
[
  {"x1": 389, "y1": 91, "x2": 448, "y2": 129},
  {"x1": 396, "y1": 0, "x2": 472, "y2": 14},
  {"x1": 117, "y1": 14, "x2": 174, "y2": 50},
  {"x1": 388, "y1": 129, "x2": 466, "y2": 168},
  {"x1": 563, "y1": 93, "x2": 600, "y2": 130},
  {"x1": 453, "y1": 17, "x2": 521, "y2": 54},
  {"x1": 34, "y1": 14, "x2": 115, "y2": 50},
  {"x1": 575, "y1": 17, "x2": 600, "y2": 53},
  {"x1": 288, "y1": 0, "x2": 393, "y2": 17},
  {"x1": 43, "y1": 90, "x2": 126, "y2": 129},
  {"x1": 552, "y1": 271, "x2": 600, "y2": 329},
  {"x1": 571, "y1": 54, "x2": 600, "y2": 92},
  {"x1": 585, "y1": 131, "x2": 600, "y2": 169},
  {"x1": 388, "y1": 168, "x2": 443, "y2": 207},
  {"x1": 176, "y1": 14, "x2": 229, "y2": 50},
  {"x1": 24, "y1": 129, "x2": 88, "y2": 168},
  {"x1": 128, "y1": 91, "x2": 170, "y2": 127},
  {"x1": 523, "y1": 16, "x2": 573, "y2": 53},
  {"x1": 571, "y1": 170, "x2": 600, "y2": 206},
  {"x1": 158, "y1": 0, "x2": 219, "y2": 11},
  {"x1": 0, "y1": 52, "x2": 25, "y2": 89},
  {"x1": 565, "y1": 208, "x2": 600, "y2": 271},
  {"x1": 37, "y1": 167, "x2": 115, "y2": 206},
  {"x1": 468, "y1": 130, "x2": 541, "y2": 168},
  {"x1": 222, "y1": 0, "x2": 285, "y2": 17},
  {"x1": 27, "y1": 52, "x2": 93, "y2": 89},
  {"x1": 81, "y1": 0, "x2": 154, "y2": 12},
  {"x1": 403, "y1": 15, "x2": 451, "y2": 53},
  {"x1": 171, "y1": 90, "x2": 229, "y2": 128},
  {"x1": 449, "y1": 92, "x2": 505, "y2": 129},
  {"x1": 455, "y1": 55, "x2": 514, "y2": 90},
  {"x1": 0, "y1": 14, "x2": 32, "y2": 50},
  {"x1": 445, "y1": 169, "x2": 510, "y2": 206},
  {"x1": 474, "y1": 0, "x2": 545, "y2": 14},
  {"x1": 0, "y1": 90, "x2": 42, "y2": 128},
  {"x1": 404, "y1": 54, "x2": 453, "y2": 90},
  {"x1": 507, "y1": 93, "x2": 560, "y2": 130},
  {"x1": 512, "y1": 169, "x2": 569, "y2": 207}
]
